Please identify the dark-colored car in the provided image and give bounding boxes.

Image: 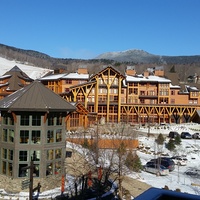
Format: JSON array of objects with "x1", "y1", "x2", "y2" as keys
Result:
[
  {"x1": 192, "y1": 133, "x2": 200, "y2": 139},
  {"x1": 184, "y1": 168, "x2": 200, "y2": 178},
  {"x1": 181, "y1": 132, "x2": 192, "y2": 139},
  {"x1": 150, "y1": 157, "x2": 175, "y2": 171},
  {"x1": 168, "y1": 131, "x2": 179, "y2": 138}
]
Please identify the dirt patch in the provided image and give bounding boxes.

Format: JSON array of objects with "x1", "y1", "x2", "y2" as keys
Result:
[{"x1": 121, "y1": 176, "x2": 151, "y2": 198}]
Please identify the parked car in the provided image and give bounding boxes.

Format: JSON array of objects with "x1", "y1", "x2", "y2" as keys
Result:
[
  {"x1": 184, "y1": 168, "x2": 200, "y2": 178},
  {"x1": 144, "y1": 163, "x2": 169, "y2": 176},
  {"x1": 171, "y1": 156, "x2": 187, "y2": 166},
  {"x1": 192, "y1": 132, "x2": 200, "y2": 139},
  {"x1": 168, "y1": 131, "x2": 179, "y2": 138},
  {"x1": 150, "y1": 157, "x2": 175, "y2": 171},
  {"x1": 180, "y1": 132, "x2": 192, "y2": 139}
]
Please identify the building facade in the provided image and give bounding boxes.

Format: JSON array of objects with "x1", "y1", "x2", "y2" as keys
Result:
[
  {"x1": 0, "y1": 81, "x2": 75, "y2": 187},
  {"x1": 40, "y1": 65, "x2": 200, "y2": 128}
]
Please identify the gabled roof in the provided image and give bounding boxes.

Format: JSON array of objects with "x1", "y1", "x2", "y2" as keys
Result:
[
  {"x1": 0, "y1": 80, "x2": 76, "y2": 112},
  {"x1": 3, "y1": 65, "x2": 34, "y2": 91},
  {"x1": 89, "y1": 65, "x2": 125, "y2": 80}
]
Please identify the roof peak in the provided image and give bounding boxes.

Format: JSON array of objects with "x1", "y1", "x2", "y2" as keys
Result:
[{"x1": 9, "y1": 65, "x2": 22, "y2": 72}]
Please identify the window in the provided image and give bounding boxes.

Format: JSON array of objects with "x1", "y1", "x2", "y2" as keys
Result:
[
  {"x1": 140, "y1": 91, "x2": 145, "y2": 96},
  {"x1": 31, "y1": 130, "x2": 41, "y2": 144},
  {"x1": 65, "y1": 79, "x2": 72, "y2": 84},
  {"x1": 20, "y1": 130, "x2": 29, "y2": 144},
  {"x1": 134, "y1": 88, "x2": 138, "y2": 95},
  {"x1": 2, "y1": 161, "x2": 6, "y2": 174},
  {"x1": 20, "y1": 115, "x2": 29, "y2": 126},
  {"x1": 140, "y1": 99, "x2": 145, "y2": 104},
  {"x1": 3, "y1": 129, "x2": 8, "y2": 142},
  {"x1": 19, "y1": 164, "x2": 28, "y2": 177},
  {"x1": 31, "y1": 150, "x2": 40, "y2": 161},
  {"x1": 48, "y1": 115, "x2": 54, "y2": 126},
  {"x1": 129, "y1": 88, "x2": 134, "y2": 94},
  {"x1": 70, "y1": 113, "x2": 79, "y2": 127},
  {"x1": 159, "y1": 97, "x2": 169, "y2": 104},
  {"x1": 8, "y1": 163, "x2": 12, "y2": 176},
  {"x1": 46, "y1": 163, "x2": 53, "y2": 176},
  {"x1": 32, "y1": 114, "x2": 41, "y2": 126},
  {"x1": 2, "y1": 148, "x2": 7, "y2": 159},
  {"x1": 8, "y1": 150, "x2": 13, "y2": 160},
  {"x1": 47, "y1": 149, "x2": 54, "y2": 160},
  {"x1": 56, "y1": 129, "x2": 62, "y2": 142},
  {"x1": 47, "y1": 130, "x2": 54, "y2": 143},
  {"x1": 2, "y1": 116, "x2": 8, "y2": 125},
  {"x1": 171, "y1": 90, "x2": 175, "y2": 95},
  {"x1": 19, "y1": 151, "x2": 28, "y2": 161},
  {"x1": 8, "y1": 129, "x2": 14, "y2": 143},
  {"x1": 56, "y1": 114, "x2": 63, "y2": 125},
  {"x1": 55, "y1": 161, "x2": 61, "y2": 175},
  {"x1": 129, "y1": 83, "x2": 134, "y2": 86},
  {"x1": 149, "y1": 90, "x2": 155, "y2": 96},
  {"x1": 33, "y1": 164, "x2": 40, "y2": 177},
  {"x1": 160, "y1": 89, "x2": 169, "y2": 96},
  {"x1": 2, "y1": 113, "x2": 14, "y2": 125},
  {"x1": 65, "y1": 88, "x2": 69, "y2": 92},
  {"x1": 55, "y1": 149, "x2": 62, "y2": 159}
]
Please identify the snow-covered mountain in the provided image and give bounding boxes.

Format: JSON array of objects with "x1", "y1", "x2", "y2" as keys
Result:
[
  {"x1": 0, "y1": 57, "x2": 53, "y2": 80},
  {"x1": 95, "y1": 49, "x2": 161, "y2": 63},
  {"x1": 95, "y1": 49, "x2": 200, "y2": 64}
]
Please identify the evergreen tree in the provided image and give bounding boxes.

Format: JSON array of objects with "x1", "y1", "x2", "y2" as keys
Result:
[
  {"x1": 155, "y1": 133, "x2": 165, "y2": 145},
  {"x1": 125, "y1": 151, "x2": 142, "y2": 172},
  {"x1": 132, "y1": 154, "x2": 142, "y2": 172},
  {"x1": 166, "y1": 139, "x2": 176, "y2": 151},
  {"x1": 174, "y1": 134, "x2": 181, "y2": 145}
]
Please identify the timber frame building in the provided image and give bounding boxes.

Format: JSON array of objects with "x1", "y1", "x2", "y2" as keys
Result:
[{"x1": 39, "y1": 65, "x2": 200, "y2": 129}]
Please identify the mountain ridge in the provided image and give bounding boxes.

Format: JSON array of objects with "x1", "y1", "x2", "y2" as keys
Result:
[
  {"x1": 0, "y1": 43, "x2": 200, "y2": 81},
  {"x1": 96, "y1": 49, "x2": 200, "y2": 64}
]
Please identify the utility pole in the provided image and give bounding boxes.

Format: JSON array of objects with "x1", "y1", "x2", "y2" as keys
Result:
[{"x1": 22, "y1": 159, "x2": 34, "y2": 200}]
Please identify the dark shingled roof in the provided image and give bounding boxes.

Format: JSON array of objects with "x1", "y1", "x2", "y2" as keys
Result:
[
  {"x1": 3, "y1": 65, "x2": 34, "y2": 91},
  {"x1": 0, "y1": 80, "x2": 76, "y2": 112}
]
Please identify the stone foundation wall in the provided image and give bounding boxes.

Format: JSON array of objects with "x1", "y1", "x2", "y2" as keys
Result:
[{"x1": 0, "y1": 174, "x2": 63, "y2": 193}]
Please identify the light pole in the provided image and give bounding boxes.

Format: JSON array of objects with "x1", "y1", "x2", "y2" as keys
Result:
[{"x1": 21, "y1": 159, "x2": 34, "y2": 200}]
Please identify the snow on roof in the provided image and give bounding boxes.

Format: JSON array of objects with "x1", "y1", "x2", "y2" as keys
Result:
[
  {"x1": 0, "y1": 74, "x2": 11, "y2": 79},
  {"x1": 40, "y1": 72, "x2": 89, "y2": 81},
  {"x1": 39, "y1": 73, "x2": 66, "y2": 80},
  {"x1": 62, "y1": 72, "x2": 89, "y2": 79},
  {"x1": 170, "y1": 83, "x2": 180, "y2": 88},
  {"x1": 126, "y1": 75, "x2": 171, "y2": 83}
]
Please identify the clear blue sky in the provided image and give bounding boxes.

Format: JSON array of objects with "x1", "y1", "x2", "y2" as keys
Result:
[{"x1": 1, "y1": 0, "x2": 200, "y2": 59}]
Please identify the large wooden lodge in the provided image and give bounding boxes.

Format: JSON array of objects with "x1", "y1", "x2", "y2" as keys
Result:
[{"x1": 39, "y1": 65, "x2": 200, "y2": 129}]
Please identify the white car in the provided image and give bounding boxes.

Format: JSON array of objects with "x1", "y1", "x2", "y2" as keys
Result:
[
  {"x1": 144, "y1": 163, "x2": 169, "y2": 176},
  {"x1": 171, "y1": 156, "x2": 187, "y2": 166}
]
